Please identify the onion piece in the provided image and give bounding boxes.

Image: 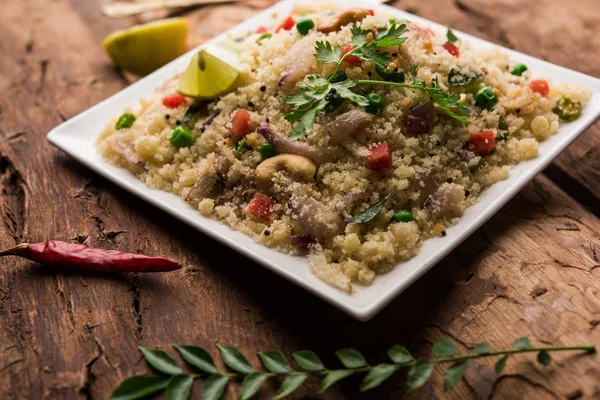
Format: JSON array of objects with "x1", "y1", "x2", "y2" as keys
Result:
[
  {"x1": 278, "y1": 36, "x2": 318, "y2": 91},
  {"x1": 288, "y1": 196, "x2": 345, "y2": 243},
  {"x1": 406, "y1": 102, "x2": 435, "y2": 136},
  {"x1": 258, "y1": 124, "x2": 343, "y2": 164},
  {"x1": 328, "y1": 110, "x2": 374, "y2": 143}
]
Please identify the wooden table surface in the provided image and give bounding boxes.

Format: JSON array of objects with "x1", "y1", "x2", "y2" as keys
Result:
[{"x1": 1, "y1": 0, "x2": 599, "y2": 399}]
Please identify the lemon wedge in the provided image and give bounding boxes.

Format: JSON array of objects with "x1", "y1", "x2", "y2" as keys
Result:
[
  {"x1": 177, "y1": 41, "x2": 242, "y2": 100},
  {"x1": 103, "y1": 18, "x2": 188, "y2": 76}
]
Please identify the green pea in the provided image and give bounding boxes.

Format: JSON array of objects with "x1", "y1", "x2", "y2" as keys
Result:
[
  {"x1": 170, "y1": 126, "x2": 194, "y2": 148},
  {"x1": 235, "y1": 137, "x2": 248, "y2": 154},
  {"x1": 474, "y1": 87, "x2": 498, "y2": 110},
  {"x1": 115, "y1": 113, "x2": 136, "y2": 130},
  {"x1": 366, "y1": 93, "x2": 385, "y2": 115},
  {"x1": 393, "y1": 210, "x2": 414, "y2": 223},
  {"x1": 260, "y1": 142, "x2": 277, "y2": 159},
  {"x1": 511, "y1": 63, "x2": 528, "y2": 76},
  {"x1": 296, "y1": 18, "x2": 315, "y2": 35}
]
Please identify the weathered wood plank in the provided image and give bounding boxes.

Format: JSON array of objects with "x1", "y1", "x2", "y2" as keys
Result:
[{"x1": 0, "y1": 0, "x2": 599, "y2": 399}]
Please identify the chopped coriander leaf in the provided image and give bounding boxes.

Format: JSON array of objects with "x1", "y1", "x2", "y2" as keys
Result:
[
  {"x1": 446, "y1": 28, "x2": 459, "y2": 43},
  {"x1": 496, "y1": 116, "x2": 509, "y2": 141},
  {"x1": 468, "y1": 156, "x2": 486, "y2": 173},
  {"x1": 374, "y1": 23, "x2": 408, "y2": 47},
  {"x1": 315, "y1": 41, "x2": 343, "y2": 64}
]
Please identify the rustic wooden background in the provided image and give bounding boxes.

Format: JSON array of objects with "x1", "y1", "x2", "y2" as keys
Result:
[{"x1": 1, "y1": 0, "x2": 599, "y2": 399}]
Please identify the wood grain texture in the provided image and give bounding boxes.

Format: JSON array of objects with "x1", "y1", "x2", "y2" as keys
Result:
[{"x1": 0, "y1": 0, "x2": 599, "y2": 399}]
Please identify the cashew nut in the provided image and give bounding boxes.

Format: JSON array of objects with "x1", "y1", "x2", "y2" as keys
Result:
[
  {"x1": 317, "y1": 8, "x2": 371, "y2": 33},
  {"x1": 255, "y1": 154, "x2": 316, "y2": 189}
]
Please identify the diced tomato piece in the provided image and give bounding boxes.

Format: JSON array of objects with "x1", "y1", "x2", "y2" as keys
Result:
[
  {"x1": 367, "y1": 9, "x2": 375, "y2": 16},
  {"x1": 257, "y1": 26, "x2": 268, "y2": 34},
  {"x1": 529, "y1": 79, "x2": 550, "y2": 97},
  {"x1": 469, "y1": 130, "x2": 496, "y2": 156},
  {"x1": 248, "y1": 193, "x2": 275, "y2": 219},
  {"x1": 162, "y1": 93, "x2": 187, "y2": 109},
  {"x1": 275, "y1": 16, "x2": 296, "y2": 33},
  {"x1": 443, "y1": 41, "x2": 460, "y2": 57},
  {"x1": 230, "y1": 109, "x2": 251, "y2": 139},
  {"x1": 342, "y1": 44, "x2": 362, "y2": 66},
  {"x1": 367, "y1": 142, "x2": 393, "y2": 170}
]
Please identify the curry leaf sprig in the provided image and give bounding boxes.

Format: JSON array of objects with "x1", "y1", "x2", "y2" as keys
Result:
[{"x1": 109, "y1": 337, "x2": 594, "y2": 400}]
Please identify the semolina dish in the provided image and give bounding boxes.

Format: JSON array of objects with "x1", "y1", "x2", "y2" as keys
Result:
[{"x1": 98, "y1": 5, "x2": 589, "y2": 292}]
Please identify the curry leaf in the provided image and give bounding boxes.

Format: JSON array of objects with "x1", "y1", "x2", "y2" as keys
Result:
[
  {"x1": 537, "y1": 350, "x2": 552, "y2": 366},
  {"x1": 387, "y1": 345, "x2": 414, "y2": 365},
  {"x1": 472, "y1": 342, "x2": 491, "y2": 355},
  {"x1": 138, "y1": 347, "x2": 183, "y2": 375},
  {"x1": 353, "y1": 197, "x2": 389, "y2": 224},
  {"x1": 166, "y1": 375, "x2": 194, "y2": 400},
  {"x1": 495, "y1": 356, "x2": 509, "y2": 374},
  {"x1": 258, "y1": 350, "x2": 291, "y2": 374},
  {"x1": 406, "y1": 360, "x2": 436, "y2": 392},
  {"x1": 216, "y1": 345, "x2": 254, "y2": 374},
  {"x1": 319, "y1": 370, "x2": 354, "y2": 393},
  {"x1": 443, "y1": 361, "x2": 470, "y2": 391},
  {"x1": 360, "y1": 364, "x2": 397, "y2": 392},
  {"x1": 293, "y1": 351, "x2": 325, "y2": 372},
  {"x1": 202, "y1": 375, "x2": 229, "y2": 400},
  {"x1": 173, "y1": 345, "x2": 218, "y2": 375},
  {"x1": 432, "y1": 338, "x2": 457, "y2": 358},
  {"x1": 239, "y1": 373, "x2": 268, "y2": 400},
  {"x1": 446, "y1": 28, "x2": 459, "y2": 43},
  {"x1": 336, "y1": 348, "x2": 367, "y2": 368},
  {"x1": 512, "y1": 337, "x2": 531, "y2": 350},
  {"x1": 109, "y1": 375, "x2": 171, "y2": 400},
  {"x1": 273, "y1": 373, "x2": 308, "y2": 399}
]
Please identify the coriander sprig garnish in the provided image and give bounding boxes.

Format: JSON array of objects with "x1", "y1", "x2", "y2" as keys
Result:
[
  {"x1": 284, "y1": 24, "x2": 471, "y2": 139},
  {"x1": 110, "y1": 337, "x2": 594, "y2": 400}
]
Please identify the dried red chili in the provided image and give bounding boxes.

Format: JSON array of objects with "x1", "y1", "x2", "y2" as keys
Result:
[{"x1": 0, "y1": 241, "x2": 181, "y2": 273}]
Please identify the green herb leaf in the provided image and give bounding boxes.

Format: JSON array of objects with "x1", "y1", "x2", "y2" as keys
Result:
[
  {"x1": 166, "y1": 375, "x2": 194, "y2": 400},
  {"x1": 472, "y1": 342, "x2": 491, "y2": 355},
  {"x1": 109, "y1": 375, "x2": 171, "y2": 400},
  {"x1": 239, "y1": 373, "x2": 268, "y2": 400},
  {"x1": 256, "y1": 33, "x2": 273, "y2": 44},
  {"x1": 432, "y1": 338, "x2": 457, "y2": 357},
  {"x1": 319, "y1": 370, "x2": 354, "y2": 393},
  {"x1": 173, "y1": 345, "x2": 218, "y2": 375},
  {"x1": 360, "y1": 364, "x2": 397, "y2": 392},
  {"x1": 353, "y1": 197, "x2": 389, "y2": 224},
  {"x1": 332, "y1": 80, "x2": 369, "y2": 106},
  {"x1": 448, "y1": 68, "x2": 482, "y2": 88},
  {"x1": 285, "y1": 99, "x2": 326, "y2": 140},
  {"x1": 258, "y1": 350, "x2": 291, "y2": 374},
  {"x1": 202, "y1": 375, "x2": 229, "y2": 400},
  {"x1": 406, "y1": 360, "x2": 436, "y2": 392},
  {"x1": 512, "y1": 337, "x2": 530, "y2": 350},
  {"x1": 387, "y1": 345, "x2": 414, "y2": 365},
  {"x1": 138, "y1": 347, "x2": 183, "y2": 375},
  {"x1": 335, "y1": 348, "x2": 367, "y2": 368},
  {"x1": 182, "y1": 104, "x2": 204, "y2": 128},
  {"x1": 495, "y1": 356, "x2": 508, "y2": 374},
  {"x1": 443, "y1": 361, "x2": 470, "y2": 391},
  {"x1": 315, "y1": 41, "x2": 343, "y2": 64},
  {"x1": 354, "y1": 43, "x2": 392, "y2": 68},
  {"x1": 293, "y1": 351, "x2": 325, "y2": 372},
  {"x1": 350, "y1": 25, "x2": 368, "y2": 46},
  {"x1": 374, "y1": 23, "x2": 408, "y2": 48},
  {"x1": 446, "y1": 28, "x2": 459, "y2": 43},
  {"x1": 216, "y1": 345, "x2": 254, "y2": 374},
  {"x1": 273, "y1": 373, "x2": 308, "y2": 399},
  {"x1": 235, "y1": 137, "x2": 249, "y2": 154},
  {"x1": 426, "y1": 78, "x2": 470, "y2": 123},
  {"x1": 537, "y1": 350, "x2": 552, "y2": 366}
]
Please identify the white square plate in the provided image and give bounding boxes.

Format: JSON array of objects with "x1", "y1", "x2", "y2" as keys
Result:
[{"x1": 47, "y1": 0, "x2": 600, "y2": 321}]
